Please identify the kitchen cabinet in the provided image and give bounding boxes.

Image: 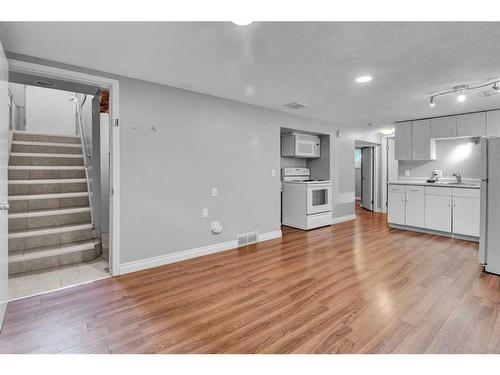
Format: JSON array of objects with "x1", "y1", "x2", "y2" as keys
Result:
[
  {"x1": 452, "y1": 189, "x2": 480, "y2": 237},
  {"x1": 395, "y1": 122, "x2": 412, "y2": 160},
  {"x1": 405, "y1": 186, "x2": 425, "y2": 227},
  {"x1": 486, "y1": 110, "x2": 500, "y2": 136},
  {"x1": 388, "y1": 186, "x2": 405, "y2": 225},
  {"x1": 430, "y1": 116, "x2": 457, "y2": 138},
  {"x1": 457, "y1": 112, "x2": 486, "y2": 137},
  {"x1": 424, "y1": 187, "x2": 452, "y2": 233},
  {"x1": 411, "y1": 119, "x2": 435, "y2": 160}
]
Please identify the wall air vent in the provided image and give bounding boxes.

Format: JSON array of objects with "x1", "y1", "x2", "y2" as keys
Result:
[
  {"x1": 237, "y1": 231, "x2": 259, "y2": 247},
  {"x1": 285, "y1": 102, "x2": 308, "y2": 110}
]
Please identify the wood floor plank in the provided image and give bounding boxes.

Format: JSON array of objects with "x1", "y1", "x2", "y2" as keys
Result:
[{"x1": 0, "y1": 203, "x2": 498, "y2": 353}]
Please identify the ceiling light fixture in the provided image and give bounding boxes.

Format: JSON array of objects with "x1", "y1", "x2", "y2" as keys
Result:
[
  {"x1": 232, "y1": 21, "x2": 253, "y2": 26},
  {"x1": 380, "y1": 127, "x2": 395, "y2": 135},
  {"x1": 428, "y1": 80, "x2": 500, "y2": 106},
  {"x1": 355, "y1": 75, "x2": 372, "y2": 83}
]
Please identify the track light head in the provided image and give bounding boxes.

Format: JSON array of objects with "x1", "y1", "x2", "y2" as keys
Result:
[
  {"x1": 457, "y1": 93, "x2": 467, "y2": 103},
  {"x1": 493, "y1": 82, "x2": 500, "y2": 91},
  {"x1": 429, "y1": 97, "x2": 436, "y2": 107}
]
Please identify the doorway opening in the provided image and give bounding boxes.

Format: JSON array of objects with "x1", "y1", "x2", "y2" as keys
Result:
[
  {"x1": 354, "y1": 140, "x2": 381, "y2": 212},
  {"x1": 5, "y1": 61, "x2": 120, "y2": 300}
]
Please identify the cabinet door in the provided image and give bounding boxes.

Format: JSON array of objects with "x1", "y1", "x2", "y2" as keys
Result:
[
  {"x1": 457, "y1": 112, "x2": 486, "y2": 137},
  {"x1": 425, "y1": 194, "x2": 451, "y2": 232},
  {"x1": 431, "y1": 116, "x2": 457, "y2": 138},
  {"x1": 388, "y1": 191, "x2": 405, "y2": 225},
  {"x1": 395, "y1": 122, "x2": 412, "y2": 160},
  {"x1": 405, "y1": 192, "x2": 425, "y2": 228},
  {"x1": 486, "y1": 110, "x2": 500, "y2": 136},
  {"x1": 453, "y1": 196, "x2": 480, "y2": 237},
  {"x1": 412, "y1": 119, "x2": 434, "y2": 160}
]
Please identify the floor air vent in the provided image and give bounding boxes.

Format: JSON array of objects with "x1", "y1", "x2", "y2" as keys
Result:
[{"x1": 237, "y1": 231, "x2": 259, "y2": 247}]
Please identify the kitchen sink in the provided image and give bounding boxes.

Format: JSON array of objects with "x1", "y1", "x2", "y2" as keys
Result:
[{"x1": 434, "y1": 181, "x2": 480, "y2": 187}]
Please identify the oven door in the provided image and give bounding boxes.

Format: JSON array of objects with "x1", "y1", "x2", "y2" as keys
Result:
[{"x1": 307, "y1": 184, "x2": 332, "y2": 215}]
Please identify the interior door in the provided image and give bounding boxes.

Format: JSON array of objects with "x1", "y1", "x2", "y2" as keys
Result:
[
  {"x1": 0, "y1": 41, "x2": 9, "y2": 329},
  {"x1": 361, "y1": 147, "x2": 374, "y2": 211}
]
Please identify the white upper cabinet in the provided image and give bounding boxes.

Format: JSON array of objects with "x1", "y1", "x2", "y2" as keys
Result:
[
  {"x1": 395, "y1": 122, "x2": 412, "y2": 160},
  {"x1": 486, "y1": 110, "x2": 500, "y2": 136},
  {"x1": 411, "y1": 119, "x2": 435, "y2": 160},
  {"x1": 430, "y1": 116, "x2": 457, "y2": 138},
  {"x1": 457, "y1": 112, "x2": 486, "y2": 137}
]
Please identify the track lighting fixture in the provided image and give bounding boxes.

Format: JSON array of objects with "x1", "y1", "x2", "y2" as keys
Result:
[{"x1": 428, "y1": 79, "x2": 500, "y2": 106}]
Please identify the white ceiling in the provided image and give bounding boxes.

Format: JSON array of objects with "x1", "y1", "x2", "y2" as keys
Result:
[{"x1": 1, "y1": 22, "x2": 500, "y2": 129}]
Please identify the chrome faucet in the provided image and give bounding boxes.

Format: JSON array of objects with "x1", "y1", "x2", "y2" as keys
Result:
[{"x1": 453, "y1": 171, "x2": 462, "y2": 184}]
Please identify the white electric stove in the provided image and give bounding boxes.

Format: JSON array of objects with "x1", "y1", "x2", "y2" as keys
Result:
[{"x1": 281, "y1": 168, "x2": 333, "y2": 230}]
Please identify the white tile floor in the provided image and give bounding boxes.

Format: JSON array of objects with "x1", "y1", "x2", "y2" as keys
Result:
[{"x1": 8, "y1": 257, "x2": 110, "y2": 301}]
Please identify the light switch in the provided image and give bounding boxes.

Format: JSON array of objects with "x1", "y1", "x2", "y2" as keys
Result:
[
  {"x1": 212, "y1": 187, "x2": 218, "y2": 197},
  {"x1": 202, "y1": 208, "x2": 208, "y2": 218},
  {"x1": 271, "y1": 169, "x2": 276, "y2": 177},
  {"x1": 405, "y1": 170, "x2": 410, "y2": 177}
]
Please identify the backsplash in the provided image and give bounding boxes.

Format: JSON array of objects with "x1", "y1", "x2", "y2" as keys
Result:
[{"x1": 398, "y1": 138, "x2": 482, "y2": 179}]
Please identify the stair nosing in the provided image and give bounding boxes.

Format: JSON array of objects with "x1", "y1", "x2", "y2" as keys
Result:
[
  {"x1": 11, "y1": 141, "x2": 82, "y2": 148},
  {"x1": 8, "y1": 223, "x2": 93, "y2": 239},
  {"x1": 9, "y1": 192, "x2": 89, "y2": 201},
  {"x1": 10, "y1": 152, "x2": 83, "y2": 159},
  {"x1": 8, "y1": 207, "x2": 91, "y2": 219},
  {"x1": 9, "y1": 178, "x2": 87, "y2": 185},
  {"x1": 8, "y1": 239, "x2": 100, "y2": 263},
  {"x1": 13, "y1": 130, "x2": 81, "y2": 140},
  {"x1": 9, "y1": 165, "x2": 85, "y2": 170}
]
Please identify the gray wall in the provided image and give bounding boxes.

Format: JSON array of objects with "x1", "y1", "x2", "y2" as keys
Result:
[
  {"x1": 399, "y1": 138, "x2": 482, "y2": 179},
  {"x1": 5, "y1": 52, "x2": 382, "y2": 266}
]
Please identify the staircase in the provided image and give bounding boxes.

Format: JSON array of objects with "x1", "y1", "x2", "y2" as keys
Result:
[{"x1": 7, "y1": 130, "x2": 101, "y2": 275}]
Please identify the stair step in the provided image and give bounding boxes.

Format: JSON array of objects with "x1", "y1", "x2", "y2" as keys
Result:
[
  {"x1": 8, "y1": 239, "x2": 100, "y2": 263},
  {"x1": 12, "y1": 141, "x2": 82, "y2": 148},
  {"x1": 9, "y1": 223, "x2": 93, "y2": 240},
  {"x1": 10, "y1": 152, "x2": 83, "y2": 159},
  {"x1": 13, "y1": 130, "x2": 81, "y2": 144},
  {"x1": 8, "y1": 178, "x2": 87, "y2": 185},
  {"x1": 9, "y1": 207, "x2": 91, "y2": 219},
  {"x1": 9, "y1": 165, "x2": 85, "y2": 170},
  {"x1": 9, "y1": 192, "x2": 89, "y2": 201}
]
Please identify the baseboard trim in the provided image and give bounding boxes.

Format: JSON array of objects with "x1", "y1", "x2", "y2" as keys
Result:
[
  {"x1": 119, "y1": 230, "x2": 283, "y2": 275},
  {"x1": 332, "y1": 214, "x2": 357, "y2": 224},
  {"x1": 388, "y1": 224, "x2": 479, "y2": 242}
]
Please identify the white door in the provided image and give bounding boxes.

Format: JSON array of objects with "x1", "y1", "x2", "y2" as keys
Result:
[
  {"x1": 0, "y1": 41, "x2": 9, "y2": 329},
  {"x1": 388, "y1": 191, "x2": 405, "y2": 225},
  {"x1": 425, "y1": 194, "x2": 452, "y2": 233},
  {"x1": 453, "y1": 196, "x2": 480, "y2": 237},
  {"x1": 405, "y1": 192, "x2": 425, "y2": 228},
  {"x1": 361, "y1": 147, "x2": 373, "y2": 211}
]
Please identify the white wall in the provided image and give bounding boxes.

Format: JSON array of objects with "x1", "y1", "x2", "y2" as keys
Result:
[{"x1": 25, "y1": 86, "x2": 77, "y2": 135}]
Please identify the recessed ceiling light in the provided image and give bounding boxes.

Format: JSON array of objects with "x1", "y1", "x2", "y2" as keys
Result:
[
  {"x1": 355, "y1": 75, "x2": 372, "y2": 83},
  {"x1": 457, "y1": 93, "x2": 467, "y2": 102},
  {"x1": 232, "y1": 21, "x2": 253, "y2": 26}
]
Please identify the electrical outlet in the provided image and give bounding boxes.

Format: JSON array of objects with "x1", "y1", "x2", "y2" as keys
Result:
[
  {"x1": 212, "y1": 187, "x2": 218, "y2": 197},
  {"x1": 405, "y1": 170, "x2": 410, "y2": 177},
  {"x1": 202, "y1": 208, "x2": 208, "y2": 218}
]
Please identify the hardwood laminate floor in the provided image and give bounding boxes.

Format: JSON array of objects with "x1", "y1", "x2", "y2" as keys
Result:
[{"x1": 1, "y1": 204, "x2": 499, "y2": 354}]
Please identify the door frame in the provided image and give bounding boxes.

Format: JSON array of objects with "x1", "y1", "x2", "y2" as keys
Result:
[
  {"x1": 360, "y1": 147, "x2": 374, "y2": 211},
  {"x1": 7, "y1": 59, "x2": 121, "y2": 276}
]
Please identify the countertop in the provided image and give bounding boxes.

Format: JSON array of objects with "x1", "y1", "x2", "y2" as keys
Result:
[{"x1": 388, "y1": 181, "x2": 480, "y2": 189}]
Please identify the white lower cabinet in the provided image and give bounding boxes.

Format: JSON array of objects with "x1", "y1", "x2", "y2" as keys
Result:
[
  {"x1": 405, "y1": 186, "x2": 425, "y2": 227},
  {"x1": 388, "y1": 190, "x2": 405, "y2": 225},
  {"x1": 424, "y1": 194, "x2": 452, "y2": 233},
  {"x1": 452, "y1": 189, "x2": 481, "y2": 237}
]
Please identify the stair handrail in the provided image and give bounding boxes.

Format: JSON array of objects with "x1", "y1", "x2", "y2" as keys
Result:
[{"x1": 70, "y1": 94, "x2": 95, "y2": 230}]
